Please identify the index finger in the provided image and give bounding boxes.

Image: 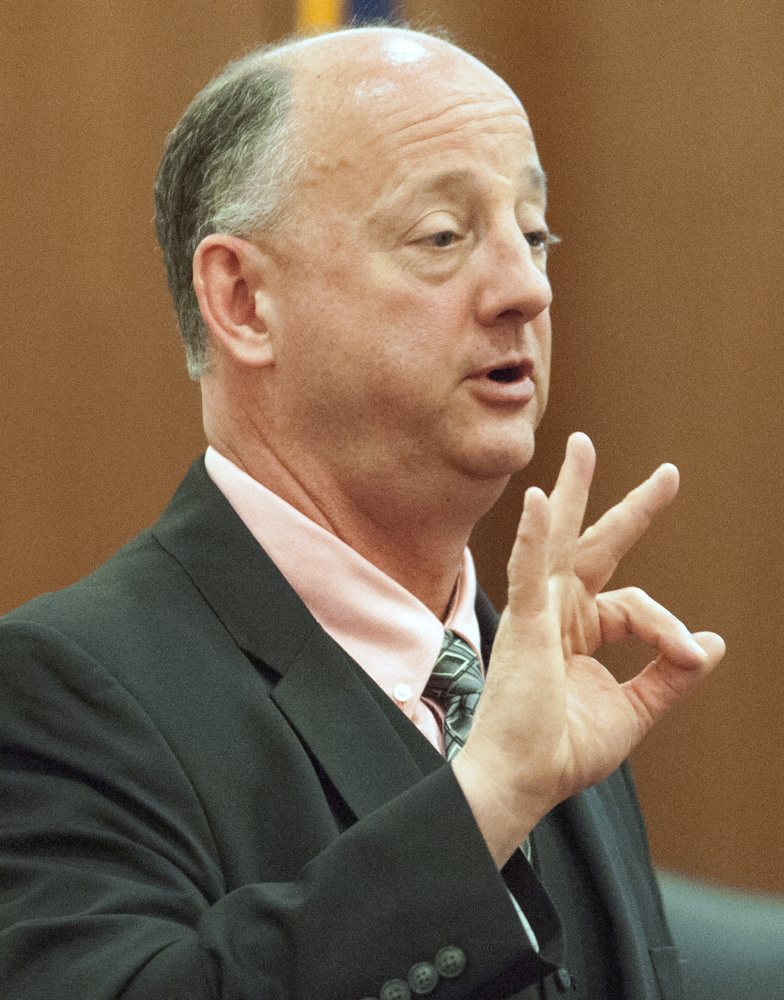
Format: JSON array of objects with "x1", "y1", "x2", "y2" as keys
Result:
[{"x1": 575, "y1": 463, "x2": 679, "y2": 594}]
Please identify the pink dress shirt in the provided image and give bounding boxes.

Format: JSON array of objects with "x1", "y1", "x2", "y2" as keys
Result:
[{"x1": 204, "y1": 446, "x2": 483, "y2": 754}]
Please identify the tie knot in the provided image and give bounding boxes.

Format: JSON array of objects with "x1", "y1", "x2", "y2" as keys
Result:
[
  {"x1": 427, "y1": 629, "x2": 483, "y2": 699},
  {"x1": 424, "y1": 629, "x2": 484, "y2": 760}
]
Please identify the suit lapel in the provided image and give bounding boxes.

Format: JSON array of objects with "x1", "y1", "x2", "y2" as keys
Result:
[
  {"x1": 475, "y1": 585, "x2": 501, "y2": 665},
  {"x1": 152, "y1": 457, "x2": 320, "y2": 673},
  {"x1": 271, "y1": 628, "x2": 444, "y2": 819},
  {"x1": 152, "y1": 457, "x2": 445, "y2": 822}
]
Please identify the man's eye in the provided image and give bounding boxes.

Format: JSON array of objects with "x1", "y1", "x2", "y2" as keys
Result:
[
  {"x1": 427, "y1": 230, "x2": 457, "y2": 248},
  {"x1": 525, "y1": 230, "x2": 560, "y2": 251}
]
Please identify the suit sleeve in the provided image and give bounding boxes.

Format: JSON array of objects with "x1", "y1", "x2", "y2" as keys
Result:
[{"x1": 0, "y1": 621, "x2": 562, "y2": 1000}]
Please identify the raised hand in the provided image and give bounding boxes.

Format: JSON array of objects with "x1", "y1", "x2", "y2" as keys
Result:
[{"x1": 451, "y1": 432, "x2": 725, "y2": 867}]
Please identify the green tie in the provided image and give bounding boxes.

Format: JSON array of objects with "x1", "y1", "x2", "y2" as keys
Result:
[
  {"x1": 424, "y1": 629, "x2": 484, "y2": 762},
  {"x1": 424, "y1": 628, "x2": 533, "y2": 863}
]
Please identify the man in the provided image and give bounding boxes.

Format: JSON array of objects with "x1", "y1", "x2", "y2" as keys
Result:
[{"x1": 0, "y1": 26, "x2": 724, "y2": 1000}]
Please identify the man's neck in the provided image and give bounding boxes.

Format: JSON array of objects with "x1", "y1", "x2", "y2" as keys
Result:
[{"x1": 205, "y1": 430, "x2": 504, "y2": 620}]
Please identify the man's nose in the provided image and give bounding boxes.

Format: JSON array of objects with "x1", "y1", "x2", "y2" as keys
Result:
[{"x1": 474, "y1": 227, "x2": 553, "y2": 327}]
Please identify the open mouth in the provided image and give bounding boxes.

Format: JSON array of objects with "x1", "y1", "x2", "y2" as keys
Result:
[{"x1": 487, "y1": 363, "x2": 531, "y2": 384}]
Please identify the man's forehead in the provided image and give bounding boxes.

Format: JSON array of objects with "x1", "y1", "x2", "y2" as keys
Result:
[{"x1": 284, "y1": 28, "x2": 526, "y2": 140}]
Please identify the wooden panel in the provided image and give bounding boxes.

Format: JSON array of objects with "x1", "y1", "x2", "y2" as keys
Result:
[{"x1": 0, "y1": 1, "x2": 294, "y2": 611}]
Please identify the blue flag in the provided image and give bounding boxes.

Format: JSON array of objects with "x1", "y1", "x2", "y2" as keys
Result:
[{"x1": 349, "y1": 0, "x2": 395, "y2": 22}]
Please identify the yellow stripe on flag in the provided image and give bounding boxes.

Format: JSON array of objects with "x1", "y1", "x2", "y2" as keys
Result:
[{"x1": 297, "y1": 0, "x2": 343, "y2": 34}]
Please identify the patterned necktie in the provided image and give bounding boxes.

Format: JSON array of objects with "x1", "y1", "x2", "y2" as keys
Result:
[
  {"x1": 424, "y1": 628, "x2": 532, "y2": 862},
  {"x1": 424, "y1": 629, "x2": 484, "y2": 762}
]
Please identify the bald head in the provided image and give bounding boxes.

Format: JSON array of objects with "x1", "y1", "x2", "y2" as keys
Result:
[
  {"x1": 273, "y1": 29, "x2": 524, "y2": 181},
  {"x1": 155, "y1": 27, "x2": 529, "y2": 377},
  {"x1": 272, "y1": 25, "x2": 511, "y2": 89},
  {"x1": 268, "y1": 25, "x2": 494, "y2": 83}
]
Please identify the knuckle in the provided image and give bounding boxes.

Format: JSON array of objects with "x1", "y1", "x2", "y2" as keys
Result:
[{"x1": 625, "y1": 586, "x2": 648, "y2": 605}]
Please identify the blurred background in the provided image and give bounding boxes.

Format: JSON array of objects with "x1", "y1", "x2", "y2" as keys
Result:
[{"x1": 1, "y1": 0, "x2": 782, "y2": 895}]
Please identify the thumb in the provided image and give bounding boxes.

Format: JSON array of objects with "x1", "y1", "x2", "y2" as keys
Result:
[{"x1": 622, "y1": 631, "x2": 725, "y2": 733}]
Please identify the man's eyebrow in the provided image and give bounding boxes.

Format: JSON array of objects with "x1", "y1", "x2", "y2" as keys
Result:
[
  {"x1": 369, "y1": 164, "x2": 549, "y2": 236},
  {"x1": 527, "y1": 165, "x2": 548, "y2": 198}
]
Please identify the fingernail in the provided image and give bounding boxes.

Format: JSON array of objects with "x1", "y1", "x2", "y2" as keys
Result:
[{"x1": 689, "y1": 636, "x2": 707, "y2": 658}]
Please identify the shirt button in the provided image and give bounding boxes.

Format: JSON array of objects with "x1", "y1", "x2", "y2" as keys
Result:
[
  {"x1": 379, "y1": 979, "x2": 411, "y2": 1000},
  {"x1": 435, "y1": 945, "x2": 467, "y2": 978},
  {"x1": 393, "y1": 683, "x2": 412, "y2": 703},
  {"x1": 555, "y1": 966, "x2": 572, "y2": 991},
  {"x1": 408, "y1": 960, "x2": 439, "y2": 994}
]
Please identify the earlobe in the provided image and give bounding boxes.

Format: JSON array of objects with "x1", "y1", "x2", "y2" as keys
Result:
[{"x1": 193, "y1": 234, "x2": 276, "y2": 367}]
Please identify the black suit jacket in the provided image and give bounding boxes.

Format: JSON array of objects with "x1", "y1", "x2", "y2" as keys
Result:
[{"x1": 0, "y1": 459, "x2": 682, "y2": 999}]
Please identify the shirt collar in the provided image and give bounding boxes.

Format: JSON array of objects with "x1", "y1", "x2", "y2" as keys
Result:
[{"x1": 204, "y1": 446, "x2": 482, "y2": 723}]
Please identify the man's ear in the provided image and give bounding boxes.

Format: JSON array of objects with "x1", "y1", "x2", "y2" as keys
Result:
[{"x1": 193, "y1": 234, "x2": 276, "y2": 367}]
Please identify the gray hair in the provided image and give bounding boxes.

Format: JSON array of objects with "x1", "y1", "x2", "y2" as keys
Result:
[
  {"x1": 154, "y1": 44, "x2": 298, "y2": 379},
  {"x1": 154, "y1": 26, "x2": 457, "y2": 379}
]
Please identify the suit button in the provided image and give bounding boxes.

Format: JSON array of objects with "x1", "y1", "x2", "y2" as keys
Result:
[
  {"x1": 380, "y1": 978, "x2": 411, "y2": 1000},
  {"x1": 435, "y1": 945, "x2": 467, "y2": 978},
  {"x1": 408, "y1": 960, "x2": 439, "y2": 994},
  {"x1": 555, "y1": 966, "x2": 572, "y2": 991}
]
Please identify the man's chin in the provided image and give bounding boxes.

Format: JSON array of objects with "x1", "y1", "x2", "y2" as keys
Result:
[{"x1": 452, "y1": 438, "x2": 536, "y2": 483}]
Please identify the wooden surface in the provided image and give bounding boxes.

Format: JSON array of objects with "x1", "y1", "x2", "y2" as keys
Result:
[{"x1": 2, "y1": 1, "x2": 782, "y2": 892}]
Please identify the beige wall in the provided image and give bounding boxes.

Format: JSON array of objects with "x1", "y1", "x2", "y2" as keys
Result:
[{"x1": 2, "y1": 2, "x2": 782, "y2": 892}]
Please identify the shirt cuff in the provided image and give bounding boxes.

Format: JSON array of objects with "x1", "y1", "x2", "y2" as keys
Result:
[{"x1": 508, "y1": 889, "x2": 540, "y2": 953}]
